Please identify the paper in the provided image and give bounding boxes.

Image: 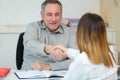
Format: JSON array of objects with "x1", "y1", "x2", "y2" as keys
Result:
[{"x1": 15, "y1": 70, "x2": 66, "y2": 79}]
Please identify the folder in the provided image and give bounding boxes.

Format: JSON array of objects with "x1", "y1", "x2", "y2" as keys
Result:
[{"x1": 0, "y1": 68, "x2": 10, "y2": 77}]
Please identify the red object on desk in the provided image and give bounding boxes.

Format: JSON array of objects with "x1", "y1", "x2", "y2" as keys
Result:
[{"x1": 0, "y1": 68, "x2": 11, "y2": 77}]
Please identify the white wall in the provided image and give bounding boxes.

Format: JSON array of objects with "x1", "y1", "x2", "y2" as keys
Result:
[
  {"x1": 0, "y1": 0, "x2": 100, "y2": 25},
  {"x1": 0, "y1": 0, "x2": 43, "y2": 25},
  {"x1": 0, "y1": 33, "x2": 19, "y2": 69},
  {"x1": 61, "y1": 0, "x2": 100, "y2": 18}
]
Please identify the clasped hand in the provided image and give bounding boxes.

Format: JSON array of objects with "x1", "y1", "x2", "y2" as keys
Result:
[{"x1": 46, "y1": 44, "x2": 67, "y2": 60}]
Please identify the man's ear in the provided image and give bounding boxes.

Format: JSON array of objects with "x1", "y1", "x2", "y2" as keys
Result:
[{"x1": 40, "y1": 11, "x2": 44, "y2": 20}]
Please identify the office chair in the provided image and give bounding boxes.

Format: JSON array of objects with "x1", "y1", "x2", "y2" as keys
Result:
[
  {"x1": 16, "y1": 32, "x2": 24, "y2": 70},
  {"x1": 118, "y1": 67, "x2": 120, "y2": 79}
]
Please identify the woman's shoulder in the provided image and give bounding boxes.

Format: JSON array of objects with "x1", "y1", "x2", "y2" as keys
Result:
[{"x1": 74, "y1": 51, "x2": 90, "y2": 64}]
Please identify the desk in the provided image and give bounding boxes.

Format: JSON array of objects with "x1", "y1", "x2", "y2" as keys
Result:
[
  {"x1": 4, "y1": 69, "x2": 118, "y2": 80},
  {"x1": 4, "y1": 70, "x2": 62, "y2": 80}
]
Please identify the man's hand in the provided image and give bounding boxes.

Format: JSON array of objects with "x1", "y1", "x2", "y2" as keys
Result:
[
  {"x1": 44, "y1": 44, "x2": 67, "y2": 60},
  {"x1": 51, "y1": 48, "x2": 67, "y2": 60},
  {"x1": 31, "y1": 62, "x2": 51, "y2": 70}
]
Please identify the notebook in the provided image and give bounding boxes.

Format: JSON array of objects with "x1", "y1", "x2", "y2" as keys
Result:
[{"x1": 15, "y1": 70, "x2": 66, "y2": 79}]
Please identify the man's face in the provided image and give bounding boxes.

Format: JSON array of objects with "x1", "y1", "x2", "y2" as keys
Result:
[{"x1": 41, "y1": 3, "x2": 62, "y2": 32}]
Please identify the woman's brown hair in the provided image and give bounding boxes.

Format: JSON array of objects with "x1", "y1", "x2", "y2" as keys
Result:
[{"x1": 76, "y1": 13, "x2": 116, "y2": 67}]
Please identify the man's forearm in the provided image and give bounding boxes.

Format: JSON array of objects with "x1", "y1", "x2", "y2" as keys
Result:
[{"x1": 49, "y1": 59, "x2": 72, "y2": 70}]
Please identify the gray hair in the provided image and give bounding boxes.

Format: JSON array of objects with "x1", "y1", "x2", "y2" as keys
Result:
[{"x1": 41, "y1": 0, "x2": 62, "y2": 11}]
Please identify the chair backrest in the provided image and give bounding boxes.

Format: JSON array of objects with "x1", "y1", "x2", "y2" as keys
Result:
[
  {"x1": 16, "y1": 32, "x2": 24, "y2": 70},
  {"x1": 118, "y1": 67, "x2": 120, "y2": 79}
]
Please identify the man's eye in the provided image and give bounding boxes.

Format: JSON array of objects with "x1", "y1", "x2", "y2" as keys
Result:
[
  {"x1": 55, "y1": 14, "x2": 60, "y2": 16},
  {"x1": 47, "y1": 14, "x2": 52, "y2": 16}
]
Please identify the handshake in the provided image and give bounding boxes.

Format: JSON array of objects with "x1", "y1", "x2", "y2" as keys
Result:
[
  {"x1": 31, "y1": 44, "x2": 69, "y2": 70},
  {"x1": 45, "y1": 44, "x2": 68, "y2": 61}
]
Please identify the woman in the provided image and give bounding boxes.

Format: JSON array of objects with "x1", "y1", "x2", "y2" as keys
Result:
[{"x1": 57, "y1": 13, "x2": 117, "y2": 80}]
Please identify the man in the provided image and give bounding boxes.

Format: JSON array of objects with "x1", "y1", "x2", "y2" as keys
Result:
[{"x1": 21, "y1": 0, "x2": 76, "y2": 70}]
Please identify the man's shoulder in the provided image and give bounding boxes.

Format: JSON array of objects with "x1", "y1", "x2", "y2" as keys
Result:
[
  {"x1": 61, "y1": 23, "x2": 72, "y2": 31},
  {"x1": 27, "y1": 20, "x2": 42, "y2": 29},
  {"x1": 28, "y1": 21, "x2": 41, "y2": 26}
]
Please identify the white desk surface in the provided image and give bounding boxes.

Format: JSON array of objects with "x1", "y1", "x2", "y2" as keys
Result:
[
  {"x1": 4, "y1": 69, "x2": 118, "y2": 80},
  {"x1": 4, "y1": 69, "x2": 62, "y2": 80}
]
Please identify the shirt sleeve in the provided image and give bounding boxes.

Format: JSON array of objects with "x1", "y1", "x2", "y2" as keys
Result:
[
  {"x1": 23, "y1": 23, "x2": 47, "y2": 56},
  {"x1": 49, "y1": 59, "x2": 72, "y2": 70},
  {"x1": 67, "y1": 48, "x2": 80, "y2": 60},
  {"x1": 49, "y1": 48, "x2": 80, "y2": 70}
]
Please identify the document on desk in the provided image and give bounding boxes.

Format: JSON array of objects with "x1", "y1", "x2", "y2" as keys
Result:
[{"x1": 15, "y1": 70, "x2": 66, "y2": 79}]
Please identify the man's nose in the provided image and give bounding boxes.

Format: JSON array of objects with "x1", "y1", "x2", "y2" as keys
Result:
[{"x1": 52, "y1": 16, "x2": 56, "y2": 21}]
